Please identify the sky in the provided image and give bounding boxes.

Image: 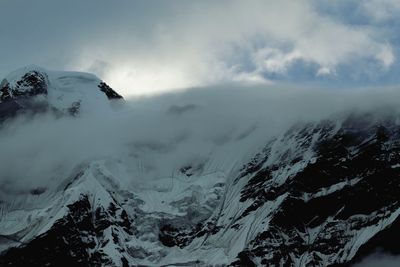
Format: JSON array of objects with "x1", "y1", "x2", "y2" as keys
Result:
[{"x1": 0, "y1": 0, "x2": 400, "y2": 96}]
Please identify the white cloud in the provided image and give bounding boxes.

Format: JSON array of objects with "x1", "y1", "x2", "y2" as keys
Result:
[
  {"x1": 2, "y1": 83, "x2": 400, "y2": 193},
  {"x1": 0, "y1": 0, "x2": 396, "y2": 96},
  {"x1": 377, "y1": 43, "x2": 396, "y2": 68},
  {"x1": 362, "y1": 0, "x2": 400, "y2": 21},
  {"x1": 317, "y1": 67, "x2": 333, "y2": 76},
  {"x1": 77, "y1": 0, "x2": 395, "y2": 94}
]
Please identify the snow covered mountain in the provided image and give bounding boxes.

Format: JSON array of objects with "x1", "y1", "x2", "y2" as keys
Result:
[
  {"x1": 0, "y1": 65, "x2": 122, "y2": 120},
  {"x1": 0, "y1": 67, "x2": 400, "y2": 267}
]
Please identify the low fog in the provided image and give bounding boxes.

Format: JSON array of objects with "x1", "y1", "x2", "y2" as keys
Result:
[
  {"x1": 352, "y1": 253, "x2": 400, "y2": 267},
  {"x1": 1, "y1": 84, "x2": 400, "y2": 195}
]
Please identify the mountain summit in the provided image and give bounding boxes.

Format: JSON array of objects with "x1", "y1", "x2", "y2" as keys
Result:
[{"x1": 0, "y1": 65, "x2": 122, "y2": 119}]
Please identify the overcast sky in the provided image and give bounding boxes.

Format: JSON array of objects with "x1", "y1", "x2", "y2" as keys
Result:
[{"x1": 1, "y1": 0, "x2": 400, "y2": 96}]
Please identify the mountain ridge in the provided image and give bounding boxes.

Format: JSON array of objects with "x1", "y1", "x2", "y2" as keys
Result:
[{"x1": 0, "y1": 67, "x2": 400, "y2": 266}]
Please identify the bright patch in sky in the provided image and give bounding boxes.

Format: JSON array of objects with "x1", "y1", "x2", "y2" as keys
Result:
[
  {"x1": 0, "y1": 0, "x2": 399, "y2": 96},
  {"x1": 102, "y1": 65, "x2": 198, "y2": 96}
]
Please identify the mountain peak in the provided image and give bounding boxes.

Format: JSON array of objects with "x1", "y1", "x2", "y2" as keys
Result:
[{"x1": 0, "y1": 66, "x2": 123, "y2": 119}]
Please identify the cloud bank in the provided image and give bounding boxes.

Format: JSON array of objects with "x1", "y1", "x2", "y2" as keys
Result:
[
  {"x1": 352, "y1": 252, "x2": 400, "y2": 267},
  {"x1": 0, "y1": 0, "x2": 398, "y2": 96},
  {"x1": 1, "y1": 84, "x2": 400, "y2": 196}
]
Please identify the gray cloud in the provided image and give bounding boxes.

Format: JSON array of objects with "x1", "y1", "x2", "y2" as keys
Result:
[
  {"x1": 0, "y1": 0, "x2": 397, "y2": 96},
  {"x1": 352, "y1": 253, "x2": 400, "y2": 267},
  {"x1": 1, "y1": 83, "x2": 400, "y2": 197}
]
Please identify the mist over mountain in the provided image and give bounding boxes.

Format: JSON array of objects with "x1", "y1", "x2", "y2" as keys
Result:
[
  {"x1": 0, "y1": 66, "x2": 400, "y2": 266},
  {"x1": 1, "y1": 66, "x2": 398, "y2": 195},
  {"x1": 2, "y1": 1, "x2": 400, "y2": 266}
]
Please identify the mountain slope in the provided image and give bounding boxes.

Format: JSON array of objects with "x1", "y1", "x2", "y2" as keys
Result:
[
  {"x1": 1, "y1": 67, "x2": 400, "y2": 266},
  {"x1": 2, "y1": 111, "x2": 400, "y2": 266},
  {"x1": 227, "y1": 112, "x2": 400, "y2": 266}
]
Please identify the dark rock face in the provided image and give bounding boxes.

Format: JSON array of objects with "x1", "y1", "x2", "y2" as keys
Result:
[
  {"x1": 333, "y1": 216, "x2": 400, "y2": 266},
  {"x1": 0, "y1": 82, "x2": 12, "y2": 102},
  {"x1": 0, "y1": 71, "x2": 48, "y2": 102},
  {"x1": 0, "y1": 98, "x2": 23, "y2": 121},
  {"x1": 0, "y1": 71, "x2": 49, "y2": 121},
  {"x1": 225, "y1": 113, "x2": 400, "y2": 266},
  {"x1": 68, "y1": 101, "x2": 81, "y2": 116},
  {"x1": 12, "y1": 71, "x2": 48, "y2": 97},
  {"x1": 98, "y1": 82, "x2": 123, "y2": 100},
  {"x1": 0, "y1": 195, "x2": 133, "y2": 267},
  {"x1": 159, "y1": 220, "x2": 220, "y2": 248},
  {"x1": 2, "y1": 111, "x2": 400, "y2": 266}
]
